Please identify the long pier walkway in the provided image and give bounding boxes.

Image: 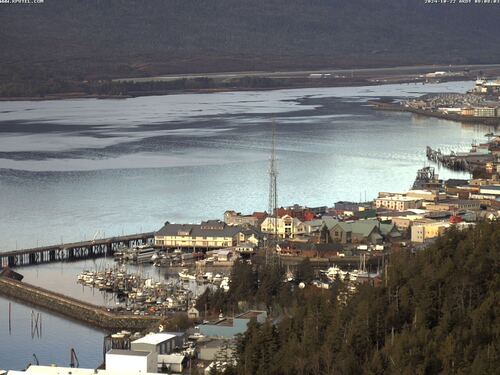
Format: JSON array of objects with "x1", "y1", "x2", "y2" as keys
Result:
[
  {"x1": 0, "y1": 276, "x2": 161, "y2": 330},
  {"x1": 0, "y1": 232, "x2": 155, "y2": 268}
]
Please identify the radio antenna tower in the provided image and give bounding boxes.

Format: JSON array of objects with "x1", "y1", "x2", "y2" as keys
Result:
[{"x1": 267, "y1": 120, "x2": 278, "y2": 265}]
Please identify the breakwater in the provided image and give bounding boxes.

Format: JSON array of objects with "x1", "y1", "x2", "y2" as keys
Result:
[{"x1": 0, "y1": 277, "x2": 162, "y2": 331}]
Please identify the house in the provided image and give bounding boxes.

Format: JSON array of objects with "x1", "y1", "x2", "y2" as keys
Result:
[
  {"x1": 379, "y1": 223, "x2": 402, "y2": 241},
  {"x1": 188, "y1": 306, "x2": 200, "y2": 319},
  {"x1": 155, "y1": 220, "x2": 243, "y2": 249},
  {"x1": 260, "y1": 215, "x2": 306, "y2": 239},
  {"x1": 199, "y1": 310, "x2": 267, "y2": 339},
  {"x1": 330, "y1": 220, "x2": 383, "y2": 244}
]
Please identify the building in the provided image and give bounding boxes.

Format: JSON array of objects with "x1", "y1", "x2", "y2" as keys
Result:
[
  {"x1": 375, "y1": 195, "x2": 423, "y2": 211},
  {"x1": 188, "y1": 306, "x2": 200, "y2": 319},
  {"x1": 330, "y1": 220, "x2": 383, "y2": 244},
  {"x1": 131, "y1": 332, "x2": 183, "y2": 355},
  {"x1": 474, "y1": 107, "x2": 497, "y2": 118},
  {"x1": 411, "y1": 221, "x2": 450, "y2": 243},
  {"x1": 106, "y1": 349, "x2": 157, "y2": 374},
  {"x1": 391, "y1": 214, "x2": 425, "y2": 231},
  {"x1": 260, "y1": 215, "x2": 306, "y2": 239},
  {"x1": 198, "y1": 339, "x2": 235, "y2": 361},
  {"x1": 157, "y1": 353, "x2": 185, "y2": 373},
  {"x1": 425, "y1": 199, "x2": 482, "y2": 212},
  {"x1": 479, "y1": 185, "x2": 500, "y2": 197},
  {"x1": 223, "y1": 211, "x2": 263, "y2": 227},
  {"x1": 199, "y1": 310, "x2": 267, "y2": 339},
  {"x1": 155, "y1": 220, "x2": 242, "y2": 249}
]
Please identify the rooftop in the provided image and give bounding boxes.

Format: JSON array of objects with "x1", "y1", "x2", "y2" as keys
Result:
[
  {"x1": 107, "y1": 349, "x2": 151, "y2": 356},
  {"x1": 236, "y1": 310, "x2": 266, "y2": 319},
  {"x1": 131, "y1": 333, "x2": 176, "y2": 345}
]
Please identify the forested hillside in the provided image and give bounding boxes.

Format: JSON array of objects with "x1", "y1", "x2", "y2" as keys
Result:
[
  {"x1": 209, "y1": 223, "x2": 500, "y2": 375},
  {"x1": 1, "y1": 0, "x2": 500, "y2": 83}
]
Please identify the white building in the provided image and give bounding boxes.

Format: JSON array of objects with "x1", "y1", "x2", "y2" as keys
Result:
[
  {"x1": 375, "y1": 195, "x2": 423, "y2": 211},
  {"x1": 260, "y1": 215, "x2": 306, "y2": 239},
  {"x1": 131, "y1": 332, "x2": 180, "y2": 355},
  {"x1": 106, "y1": 349, "x2": 157, "y2": 374}
]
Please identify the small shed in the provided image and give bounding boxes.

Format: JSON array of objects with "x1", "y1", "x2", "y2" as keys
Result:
[{"x1": 188, "y1": 306, "x2": 200, "y2": 319}]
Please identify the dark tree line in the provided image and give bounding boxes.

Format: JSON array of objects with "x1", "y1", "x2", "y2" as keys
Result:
[{"x1": 211, "y1": 223, "x2": 499, "y2": 374}]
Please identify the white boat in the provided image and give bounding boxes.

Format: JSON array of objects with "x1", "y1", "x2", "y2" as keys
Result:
[
  {"x1": 321, "y1": 265, "x2": 348, "y2": 281},
  {"x1": 178, "y1": 269, "x2": 196, "y2": 281}
]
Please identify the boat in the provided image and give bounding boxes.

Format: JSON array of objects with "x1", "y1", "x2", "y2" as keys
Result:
[
  {"x1": 178, "y1": 269, "x2": 196, "y2": 281},
  {"x1": 321, "y1": 265, "x2": 348, "y2": 281},
  {"x1": 134, "y1": 245, "x2": 157, "y2": 263}
]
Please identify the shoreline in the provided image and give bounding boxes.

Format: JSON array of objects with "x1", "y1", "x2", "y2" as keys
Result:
[
  {"x1": 0, "y1": 77, "x2": 470, "y2": 102},
  {"x1": 2, "y1": 63, "x2": 500, "y2": 102},
  {"x1": 370, "y1": 100, "x2": 500, "y2": 126}
]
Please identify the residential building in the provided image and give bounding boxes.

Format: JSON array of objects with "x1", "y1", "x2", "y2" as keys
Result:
[
  {"x1": 155, "y1": 220, "x2": 242, "y2": 249},
  {"x1": 330, "y1": 220, "x2": 383, "y2": 244},
  {"x1": 260, "y1": 215, "x2": 306, "y2": 239}
]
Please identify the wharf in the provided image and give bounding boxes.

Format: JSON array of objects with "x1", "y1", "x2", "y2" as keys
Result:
[
  {"x1": 370, "y1": 100, "x2": 500, "y2": 125},
  {"x1": 0, "y1": 276, "x2": 161, "y2": 331},
  {"x1": 0, "y1": 232, "x2": 155, "y2": 268}
]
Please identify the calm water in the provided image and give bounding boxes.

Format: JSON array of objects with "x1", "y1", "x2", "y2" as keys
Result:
[
  {"x1": 0, "y1": 81, "x2": 495, "y2": 369},
  {"x1": 0, "y1": 296, "x2": 106, "y2": 370}
]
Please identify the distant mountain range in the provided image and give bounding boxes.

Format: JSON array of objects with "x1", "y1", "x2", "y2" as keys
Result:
[{"x1": 1, "y1": 0, "x2": 499, "y2": 81}]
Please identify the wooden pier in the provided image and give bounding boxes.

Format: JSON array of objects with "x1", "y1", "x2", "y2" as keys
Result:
[
  {"x1": 0, "y1": 276, "x2": 161, "y2": 331},
  {"x1": 0, "y1": 232, "x2": 155, "y2": 268}
]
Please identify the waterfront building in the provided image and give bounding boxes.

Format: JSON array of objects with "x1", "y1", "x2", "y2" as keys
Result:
[
  {"x1": 375, "y1": 195, "x2": 423, "y2": 211},
  {"x1": 473, "y1": 107, "x2": 497, "y2": 117},
  {"x1": 260, "y1": 214, "x2": 306, "y2": 239},
  {"x1": 154, "y1": 220, "x2": 242, "y2": 249},
  {"x1": 479, "y1": 185, "x2": 500, "y2": 198}
]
